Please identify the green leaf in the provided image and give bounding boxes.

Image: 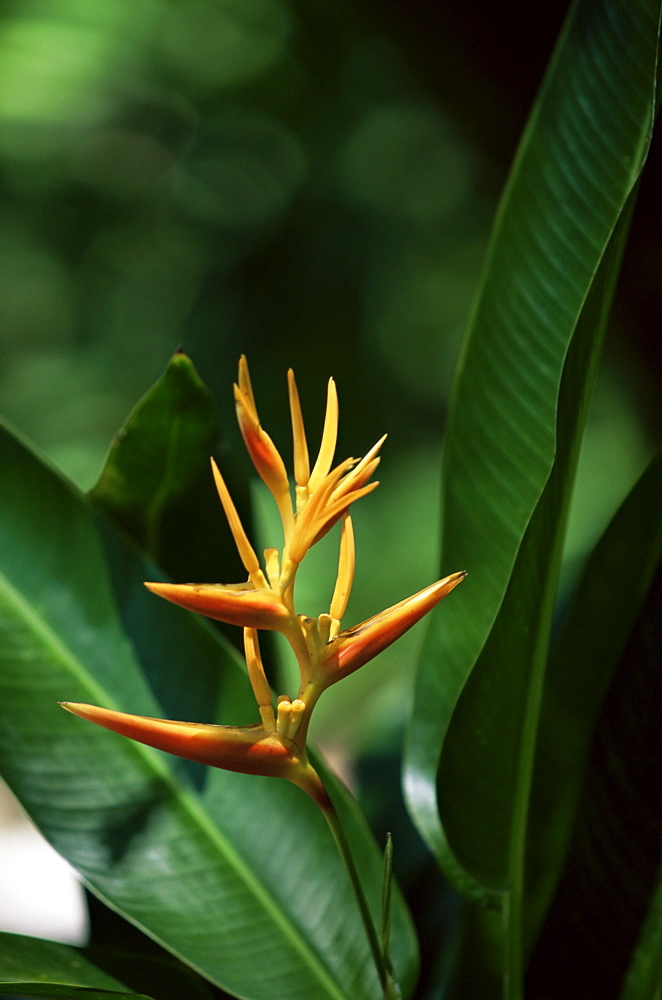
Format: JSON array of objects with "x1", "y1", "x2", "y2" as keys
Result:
[
  {"x1": 0, "y1": 931, "x2": 150, "y2": 999},
  {"x1": 526, "y1": 454, "x2": 662, "y2": 946},
  {"x1": 0, "y1": 424, "x2": 418, "y2": 1000},
  {"x1": 440, "y1": 196, "x2": 639, "y2": 999},
  {"x1": 526, "y1": 564, "x2": 661, "y2": 998},
  {"x1": 90, "y1": 351, "x2": 217, "y2": 556},
  {"x1": 404, "y1": 0, "x2": 661, "y2": 993},
  {"x1": 405, "y1": 0, "x2": 659, "y2": 881},
  {"x1": 89, "y1": 351, "x2": 250, "y2": 587},
  {"x1": 381, "y1": 833, "x2": 394, "y2": 967},
  {"x1": 378, "y1": 834, "x2": 402, "y2": 1000}
]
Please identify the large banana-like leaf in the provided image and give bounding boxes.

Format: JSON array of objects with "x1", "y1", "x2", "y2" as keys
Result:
[
  {"x1": 405, "y1": 0, "x2": 660, "y2": 881},
  {"x1": 435, "y1": 193, "x2": 640, "y2": 997},
  {"x1": 404, "y1": 0, "x2": 660, "y2": 991},
  {"x1": 528, "y1": 546, "x2": 661, "y2": 998},
  {"x1": 0, "y1": 423, "x2": 418, "y2": 1000},
  {"x1": 526, "y1": 454, "x2": 662, "y2": 948}
]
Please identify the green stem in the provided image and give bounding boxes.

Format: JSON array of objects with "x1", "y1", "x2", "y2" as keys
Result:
[{"x1": 318, "y1": 784, "x2": 399, "y2": 999}]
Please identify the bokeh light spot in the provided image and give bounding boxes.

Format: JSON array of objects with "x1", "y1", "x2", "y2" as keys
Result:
[{"x1": 159, "y1": 0, "x2": 292, "y2": 90}]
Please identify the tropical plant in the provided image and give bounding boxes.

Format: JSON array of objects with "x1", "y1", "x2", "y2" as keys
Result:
[{"x1": 0, "y1": 0, "x2": 660, "y2": 998}]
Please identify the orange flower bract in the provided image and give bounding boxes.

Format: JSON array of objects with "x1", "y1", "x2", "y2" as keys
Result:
[{"x1": 62, "y1": 357, "x2": 464, "y2": 801}]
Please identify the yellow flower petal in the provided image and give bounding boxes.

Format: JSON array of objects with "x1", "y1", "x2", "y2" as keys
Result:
[
  {"x1": 287, "y1": 368, "x2": 310, "y2": 487},
  {"x1": 210, "y1": 458, "x2": 264, "y2": 585},
  {"x1": 329, "y1": 514, "x2": 355, "y2": 622},
  {"x1": 308, "y1": 377, "x2": 339, "y2": 492}
]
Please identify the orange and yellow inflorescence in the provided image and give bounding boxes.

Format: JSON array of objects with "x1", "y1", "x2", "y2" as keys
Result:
[{"x1": 62, "y1": 357, "x2": 464, "y2": 806}]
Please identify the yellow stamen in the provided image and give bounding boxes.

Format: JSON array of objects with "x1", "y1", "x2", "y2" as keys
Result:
[
  {"x1": 276, "y1": 697, "x2": 292, "y2": 738},
  {"x1": 288, "y1": 699, "x2": 306, "y2": 740},
  {"x1": 264, "y1": 547, "x2": 281, "y2": 589},
  {"x1": 243, "y1": 628, "x2": 273, "y2": 712},
  {"x1": 317, "y1": 613, "x2": 333, "y2": 646},
  {"x1": 297, "y1": 615, "x2": 320, "y2": 664}
]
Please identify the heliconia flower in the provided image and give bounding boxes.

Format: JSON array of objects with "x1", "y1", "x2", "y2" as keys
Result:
[
  {"x1": 321, "y1": 571, "x2": 467, "y2": 685},
  {"x1": 143, "y1": 580, "x2": 290, "y2": 631},
  {"x1": 59, "y1": 702, "x2": 329, "y2": 808},
  {"x1": 59, "y1": 356, "x2": 466, "y2": 1000},
  {"x1": 61, "y1": 357, "x2": 466, "y2": 820}
]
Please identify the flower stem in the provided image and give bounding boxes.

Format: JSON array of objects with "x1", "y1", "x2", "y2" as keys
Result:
[{"x1": 316, "y1": 781, "x2": 400, "y2": 999}]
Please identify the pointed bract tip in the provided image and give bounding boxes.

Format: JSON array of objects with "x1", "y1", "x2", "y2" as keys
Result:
[
  {"x1": 325, "y1": 570, "x2": 467, "y2": 681},
  {"x1": 58, "y1": 701, "x2": 307, "y2": 779}
]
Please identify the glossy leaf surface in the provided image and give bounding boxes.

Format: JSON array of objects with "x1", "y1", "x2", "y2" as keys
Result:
[
  {"x1": 438, "y1": 191, "x2": 641, "y2": 998},
  {"x1": 0, "y1": 424, "x2": 418, "y2": 1000},
  {"x1": 527, "y1": 563, "x2": 661, "y2": 998},
  {"x1": 91, "y1": 351, "x2": 216, "y2": 547},
  {"x1": 526, "y1": 454, "x2": 662, "y2": 944},
  {"x1": 404, "y1": 0, "x2": 661, "y2": 993},
  {"x1": 89, "y1": 351, "x2": 250, "y2": 587},
  {"x1": 405, "y1": 0, "x2": 660, "y2": 889}
]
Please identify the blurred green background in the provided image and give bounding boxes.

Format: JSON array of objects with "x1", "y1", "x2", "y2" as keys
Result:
[{"x1": 1, "y1": 0, "x2": 659, "y2": 759}]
